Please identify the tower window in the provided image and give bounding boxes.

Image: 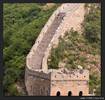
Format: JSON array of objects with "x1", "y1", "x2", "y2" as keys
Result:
[
  {"x1": 79, "y1": 91, "x2": 83, "y2": 96},
  {"x1": 68, "y1": 91, "x2": 72, "y2": 96},
  {"x1": 56, "y1": 91, "x2": 60, "y2": 96}
]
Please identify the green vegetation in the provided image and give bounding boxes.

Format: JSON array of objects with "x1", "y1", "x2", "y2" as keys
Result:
[
  {"x1": 3, "y1": 3, "x2": 59, "y2": 96},
  {"x1": 89, "y1": 72, "x2": 101, "y2": 96},
  {"x1": 48, "y1": 3, "x2": 101, "y2": 96},
  {"x1": 48, "y1": 37, "x2": 66, "y2": 69},
  {"x1": 48, "y1": 28, "x2": 100, "y2": 70},
  {"x1": 83, "y1": 3, "x2": 101, "y2": 44}
]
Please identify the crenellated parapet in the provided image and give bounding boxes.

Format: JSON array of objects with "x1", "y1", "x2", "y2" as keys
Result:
[{"x1": 50, "y1": 69, "x2": 89, "y2": 81}]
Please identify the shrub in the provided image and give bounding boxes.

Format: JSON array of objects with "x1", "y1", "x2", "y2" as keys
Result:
[{"x1": 83, "y1": 4, "x2": 101, "y2": 44}]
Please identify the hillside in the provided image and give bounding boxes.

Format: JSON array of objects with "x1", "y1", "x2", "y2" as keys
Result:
[{"x1": 3, "y1": 3, "x2": 59, "y2": 96}]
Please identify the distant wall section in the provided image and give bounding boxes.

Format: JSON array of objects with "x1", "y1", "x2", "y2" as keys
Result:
[{"x1": 42, "y1": 4, "x2": 85, "y2": 72}]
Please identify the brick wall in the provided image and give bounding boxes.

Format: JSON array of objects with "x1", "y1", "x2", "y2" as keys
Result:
[
  {"x1": 50, "y1": 80, "x2": 89, "y2": 96},
  {"x1": 50, "y1": 69, "x2": 89, "y2": 96},
  {"x1": 25, "y1": 67, "x2": 51, "y2": 96}
]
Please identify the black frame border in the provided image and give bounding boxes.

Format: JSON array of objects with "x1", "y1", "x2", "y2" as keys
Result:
[
  {"x1": 0, "y1": 0, "x2": 104, "y2": 100},
  {"x1": 3, "y1": 0, "x2": 101, "y2": 3}
]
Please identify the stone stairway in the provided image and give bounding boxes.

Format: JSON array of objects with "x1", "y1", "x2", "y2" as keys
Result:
[{"x1": 30, "y1": 14, "x2": 65, "y2": 69}]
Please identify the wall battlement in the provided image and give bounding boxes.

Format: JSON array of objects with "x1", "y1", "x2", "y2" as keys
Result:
[{"x1": 50, "y1": 69, "x2": 89, "y2": 81}]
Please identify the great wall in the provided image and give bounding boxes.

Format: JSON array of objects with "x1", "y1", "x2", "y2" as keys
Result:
[{"x1": 25, "y1": 3, "x2": 91, "y2": 96}]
